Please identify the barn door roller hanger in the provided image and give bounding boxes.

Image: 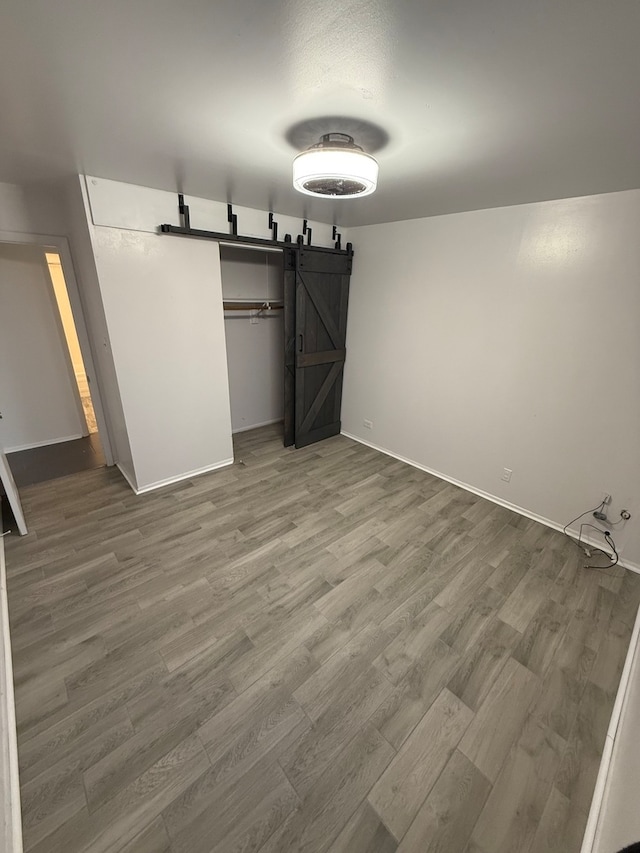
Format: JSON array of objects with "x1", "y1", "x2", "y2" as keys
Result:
[{"x1": 160, "y1": 194, "x2": 353, "y2": 256}]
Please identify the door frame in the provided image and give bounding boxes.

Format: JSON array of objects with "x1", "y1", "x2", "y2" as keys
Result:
[
  {"x1": 40, "y1": 251, "x2": 91, "y2": 437},
  {"x1": 0, "y1": 229, "x2": 114, "y2": 466}
]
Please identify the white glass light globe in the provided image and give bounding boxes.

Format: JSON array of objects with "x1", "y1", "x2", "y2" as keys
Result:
[{"x1": 293, "y1": 147, "x2": 378, "y2": 198}]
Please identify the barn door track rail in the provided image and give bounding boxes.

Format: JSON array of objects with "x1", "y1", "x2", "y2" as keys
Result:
[{"x1": 160, "y1": 194, "x2": 353, "y2": 256}]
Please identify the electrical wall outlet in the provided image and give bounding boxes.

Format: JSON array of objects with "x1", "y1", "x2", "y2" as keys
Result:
[
  {"x1": 363, "y1": 419, "x2": 373, "y2": 429},
  {"x1": 501, "y1": 468, "x2": 513, "y2": 483}
]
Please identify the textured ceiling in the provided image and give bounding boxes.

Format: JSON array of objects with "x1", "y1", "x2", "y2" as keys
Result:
[{"x1": 1, "y1": 0, "x2": 639, "y2": 226}]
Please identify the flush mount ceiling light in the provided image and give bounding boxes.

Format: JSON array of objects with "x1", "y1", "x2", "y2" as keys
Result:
[{"x1": 293, "y1": 133, "x2": 378, "y2": 198}]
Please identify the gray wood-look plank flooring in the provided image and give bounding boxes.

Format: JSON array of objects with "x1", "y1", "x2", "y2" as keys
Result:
[{"x1": 5, "y1": 423, "x2": 640, "y2": 853}]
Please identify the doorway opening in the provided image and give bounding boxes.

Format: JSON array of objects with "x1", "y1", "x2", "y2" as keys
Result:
[
  {"x1": 45, "y1": 251, "x2": 98, "y2": 435},
  {"x1": 0, "y1": 241, "x2": 106, "y2": 489}
]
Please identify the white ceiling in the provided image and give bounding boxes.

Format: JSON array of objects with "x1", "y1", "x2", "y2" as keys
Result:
[{"x1": 1, "y1": 0, "x2": 639, "y2": 227}]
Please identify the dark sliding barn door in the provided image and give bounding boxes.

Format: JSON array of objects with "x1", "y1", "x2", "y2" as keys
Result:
[{"x1": 285, "y1": 246, "x2": 352, "y2": 449}]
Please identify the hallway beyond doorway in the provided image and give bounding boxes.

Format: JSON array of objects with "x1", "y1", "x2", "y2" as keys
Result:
[{"x1": 5, "y1": 434, "x2": 105, "y2": 488}]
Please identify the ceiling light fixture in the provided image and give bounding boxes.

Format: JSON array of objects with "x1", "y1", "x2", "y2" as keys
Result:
[{"x1": 293, "y1": 133, "x2": 378, "y2": 199}]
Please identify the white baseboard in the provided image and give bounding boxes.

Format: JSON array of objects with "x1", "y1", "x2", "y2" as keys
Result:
[
  {"x1": 232, "y1": 418, "x2": 283, "y2": 435},
  {"x1": 4, "y1": 434, "x2": 84, "y2": 454},
  {"x1": 341, "y1": 431, "x2": 639, "y2": 574},
  {"x1": 118, "y1": 458, "x2": 234, "y2": 496},
  {"x1": 0, "y1": 535, "x2": 24, "y2": 853}
]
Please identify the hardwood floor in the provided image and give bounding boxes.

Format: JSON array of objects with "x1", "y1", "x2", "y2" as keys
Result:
[{"x1": 5, "y1": 424, "x2": 640, "y2": 853}]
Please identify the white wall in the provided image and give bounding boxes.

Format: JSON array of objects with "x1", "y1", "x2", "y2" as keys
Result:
[
  {"x1": 0, "y1": 243, "x2": 84, "y2": 451},
  {"x1": 0, "y1": 180, "x2": 68, "y2": 237},
  {"x1": 221, "y1": 247, "x2": 284, "y2": 432},
  {"x1": 83, "y1": 176, "x2": 338, "y2": 247},
  {"x1": 342, "y1": 188, "x2": 640, "y2": 567},
  {"x1": 0, "y1": 183, "x2": 32, "y2": 235},
  {"x1": 89, "y1": 224, "x2": 233, "y2": 490}
]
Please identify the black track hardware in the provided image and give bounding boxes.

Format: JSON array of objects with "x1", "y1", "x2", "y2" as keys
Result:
[{"x1": 160, "y1": 194, "x2": 353, "y2": 257}]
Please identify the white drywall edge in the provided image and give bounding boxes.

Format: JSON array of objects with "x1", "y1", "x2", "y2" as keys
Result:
[
  {"x1": 0, "y1": 534, "x2": 23, "y2": 853},
  {"x1": 341, "y1": 432, "x2": 640, "y2": 574},
  {"x1": 580, "y1": 602, "x2": 640, "y2": 853}
]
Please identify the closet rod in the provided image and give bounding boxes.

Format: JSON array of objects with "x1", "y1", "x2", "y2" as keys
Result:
[
  {"x1": 224, "y1": 313, "x2": 281, "y2": 319},
  {"x1": 223, "y1": 301, "x2": 283, "y2": 311}
]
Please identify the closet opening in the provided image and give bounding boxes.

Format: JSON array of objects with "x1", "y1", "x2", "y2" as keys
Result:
[{"x1": 220, "y1": 245, "x2": 285, "y2": 439}]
